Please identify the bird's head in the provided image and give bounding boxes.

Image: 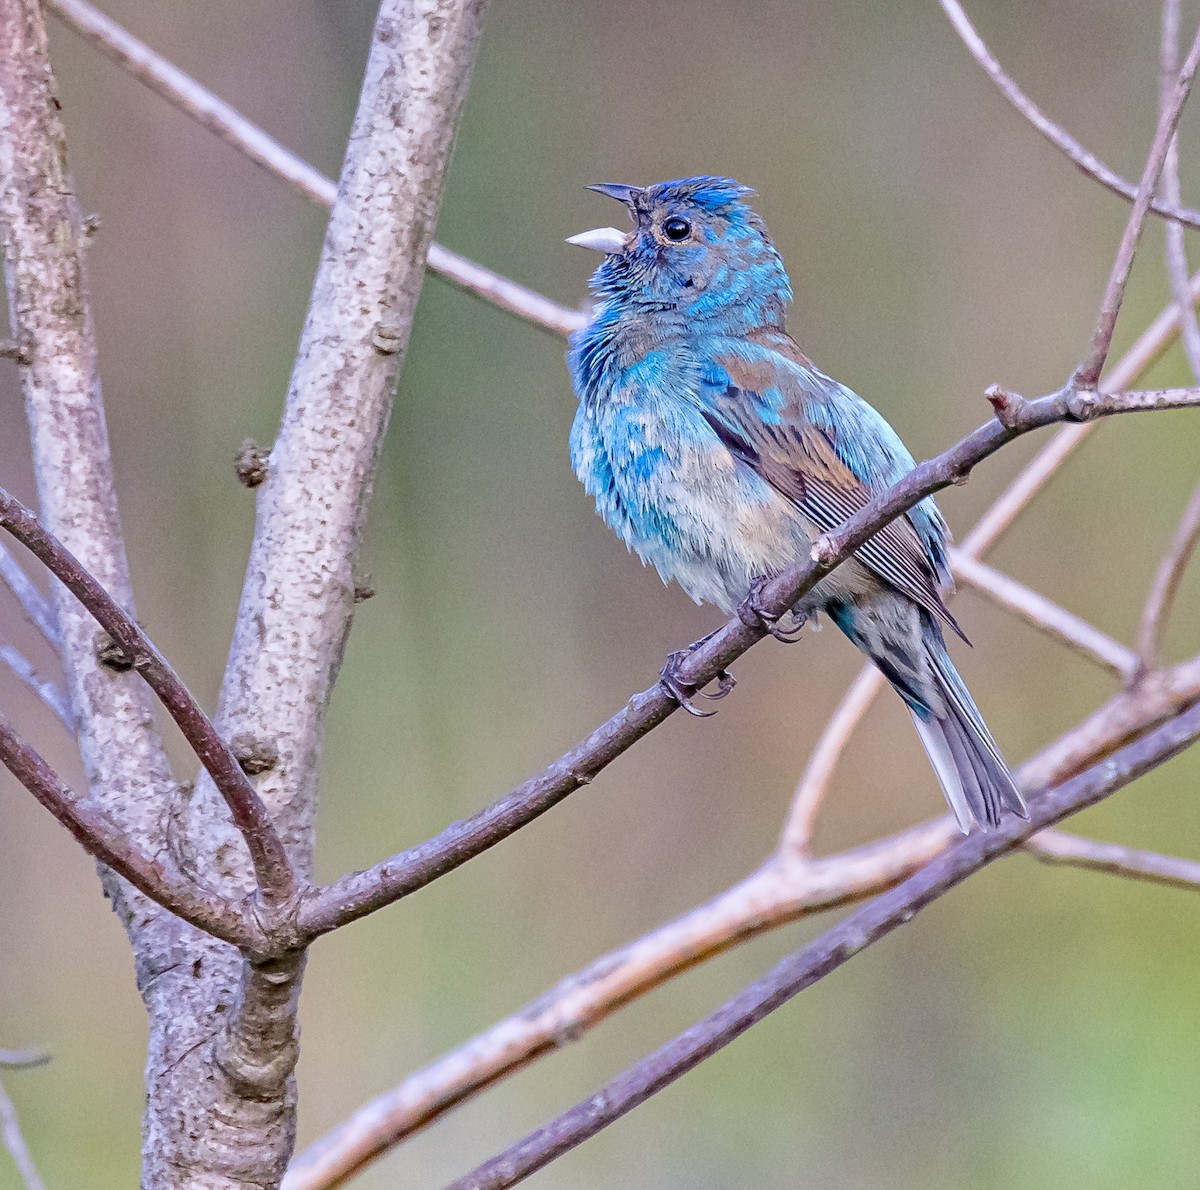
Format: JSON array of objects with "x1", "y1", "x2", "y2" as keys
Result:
[{"x1": 567, "y1": 176, "x2": 792, "y2": 332}]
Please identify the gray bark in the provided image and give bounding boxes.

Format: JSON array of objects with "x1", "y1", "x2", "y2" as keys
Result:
[{"x1": 1, "y1": 0, "x2": 488, "y2": 1183}]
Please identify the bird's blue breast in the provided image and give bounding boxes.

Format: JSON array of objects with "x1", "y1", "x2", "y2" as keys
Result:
[{"x1": 568, "y1": 325, "x2": 815, "y2": 609}]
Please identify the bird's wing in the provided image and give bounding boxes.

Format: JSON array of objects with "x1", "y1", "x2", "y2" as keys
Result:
[{"x1": 701, "y1": 342, "x2": 965, "y2": 640}]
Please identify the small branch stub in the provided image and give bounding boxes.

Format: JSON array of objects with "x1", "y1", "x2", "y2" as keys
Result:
[
  {"x1": 94, "y1": 629, "x2": 133, "y2": 670},
  {"x1": 985, "y1": 384, "x2": 1031, "y2": 429},
  {"x1": 234, "y1": 439, "x2": 269, "y2": 488},
  {"x1": 232, "y1": 732, "x2": 279, "y2": 776}
]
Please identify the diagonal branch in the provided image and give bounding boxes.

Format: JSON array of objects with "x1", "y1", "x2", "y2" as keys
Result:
[
  {"x1": 951, "y1": 550, "x2": 1137, "y2": 678},
  {"x1": 0, "y1": 714, "x2": 254, "y2": 946},
  {"x1": 940, "y1": 0, "x2": 1200, "y2": 231},
  {"x1": 0, "y1": 544, "x2": 55, "y2": 646},
  {"x1": 0, "y1": 636, "x2": 73, "y2": 729},
  {"x1": 0, "y1": 488, "x2": 297, "y2": 908},
  {"x1": 43, "y1": 0, "x2": 585, "y2": 339},
  {"x1": 1024, "y1": 828, "x2": 1200, "y2": 890},
  {"x1": 446, "y1": 699, "x2": 1200, "y2": 1190},
  {"x1": 1073, "y1": 23, "x2": 1200, "y2": 388},
  {"x1": 0, "y1": 1076, "x2": 44, "y2": 1190},
  {"x1": 296, "y1": 384, "x2": 1200, "y2": 941},
  {"x1": 1159, "y1": 0, "x2": 1200, "y2": 378},
  {"x1": 285, "y1": 647, "x2": 1200, "y2": 1189},
  {"x1": 1136, "y1": 482, "x2": 1200, "y2": 677}
]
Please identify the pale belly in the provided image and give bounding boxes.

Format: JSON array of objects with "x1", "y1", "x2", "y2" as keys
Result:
[{"x1": 572, "y1": 402, "x2": 874, "y2": 614}]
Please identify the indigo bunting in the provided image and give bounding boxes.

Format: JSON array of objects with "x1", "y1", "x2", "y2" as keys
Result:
[{"x1": 566, "y1": 176, "x2": 1026, "y2": 833}]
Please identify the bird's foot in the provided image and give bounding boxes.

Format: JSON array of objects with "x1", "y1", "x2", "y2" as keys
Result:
[
  {"x1": 659, "y1": 633, "x2": 735, "y2": 718},
  {"x1": 738, "y1": 576, "x2": 807, "y2": 643}
]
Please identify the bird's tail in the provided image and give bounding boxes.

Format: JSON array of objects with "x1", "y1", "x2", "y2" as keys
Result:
[{"x1": 829, "y1": 600, "x2": 1027, "y2": 833}]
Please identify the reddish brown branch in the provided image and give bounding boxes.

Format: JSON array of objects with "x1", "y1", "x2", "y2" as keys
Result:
[
  {"x1": 297, "y1": 385, "x2": 1200, "y2": 941},
  {"x1": 0, "y1": 714, "x2": 253, "y2": 946},
  {"x1": 0, "y1": 488, "x2": 297, "y2": 910},
  {"x1": 447, "y1": 700, "x2": 1200, "y2": 1189}
]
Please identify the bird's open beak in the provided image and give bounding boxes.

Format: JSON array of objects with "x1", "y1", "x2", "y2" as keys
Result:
[{"x1": 565, "y1": 226, "x2": 629, "y2": 255}]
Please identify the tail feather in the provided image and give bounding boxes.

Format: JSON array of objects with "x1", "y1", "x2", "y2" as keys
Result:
[{"x1": 828, "y1": 598, "x2": 1026, "y2": 832}]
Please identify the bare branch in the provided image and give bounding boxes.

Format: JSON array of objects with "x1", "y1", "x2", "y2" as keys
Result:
[
  {"x1": 296, "y1": 383, "x2": 1200, "y2": 940},
  {"x1": 446, "y1": 700, "x2": 1200, "y2": 1190},
  {"x1": 0, "y1": 713, "x2": 254, "y2": 946},
  {"x1": 0, "y1": 1076, "x2": 45, "y2": 1190},
  {"x1": 783, "y1": 274, "x2": 1200, "y2": 848},
  {"x1": 43, "y1": 0, "x2": 585, "y2": 339},
  {"x1": 1024, "y1": 828, "x2": 1200, "y2": 891},
  {"x1": 0, "y1": 637, "x2": 72, "y2": 728},
  {"x1": 1136, "y1": 482, "x2": 1200, "y2": 676},
  {"x1": 1073, "y1": 26, "x2": 1200, "y2": 388},
  {"x1": 951, "y1": 550, "x2": 1138, "y2": 679},
  {"x1": 0, "y1": 1053, "x2": 47, "y2": 1071},
  {"x1": 940, "y1": 0, "x2": 1200, "y2": 231},
  {"x1": 1160, "y1": 0, "x2": 1200, "y2": 377},
  {"x1": 0, "y1": 488, "x2": 297, "y2": 908},
  {"x1": 287, "y1": 645, "x2": 1200, "y2": 1188},
  {"x1": 0, "y1": 544, "x2": 55, "y2": 645},
  {"x1": 780, "y1": 665, "x2": 883, "y2": 853}
]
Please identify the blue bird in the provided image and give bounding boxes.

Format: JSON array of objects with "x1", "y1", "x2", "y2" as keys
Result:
[{"x1": 566, "y1": 176, "x2": 1026, "y2": 833}]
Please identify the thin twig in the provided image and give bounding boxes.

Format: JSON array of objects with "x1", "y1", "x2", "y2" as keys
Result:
[
  {"x1": 951, "y1": 550, "x2": 1138, "y2": 678},
  {"x1": 0, "y1": 544, "x2": 55, "y2": 645},
  {"x1": 780, "y1": 666, "x2": 883, "y2": 854},
  {"x1": 1024, "y1": 828, "x2": 1200, "y2": 890},
  {"x1": 1160, "y1": 0, "x2": 1200, "y2": 377},
  {"x1": 0, "y1": 1053, "x2": 48, "y2": 1071},
  {"x1": 44, "y1": 0, "x2": 585, "y2": 339},
  {"x1": 0, "y1": 636, "x2": 73, "y2": 729},
  {"x1": 1136, "y1": 482, "x2": 1200, "y2": 676},
  {"x1": 0, "y1": 489, "x2": 297, "y2": 909},
  {"x1": 1073, "y1": 24, "x2": 1200, "y2": 388},
  {"x1": 0, "y1": 1076, "x2": 45, "y2": 1190},
  {"x1": 296, "y1": 384, "x2": 1200, "y2": 940},
  {"x1": 447, "y1": 701, "x2": 1200, "y2": 1190},
  {"x1": 940, "y1": 0, "x2": 1200, "y2": 231},
  {"x1": 0, "y1": 712, "x2": 255, "y2": 946}
]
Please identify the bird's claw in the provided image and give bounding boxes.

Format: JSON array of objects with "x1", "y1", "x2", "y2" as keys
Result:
[
  {"x1": 659, "y1": 644, "x2": 735, "y2": 717},
  {"x1": 738, "y1": 576, "x2": 807, "y2": 643}
]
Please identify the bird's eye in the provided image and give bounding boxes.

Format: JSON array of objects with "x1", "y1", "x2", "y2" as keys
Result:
[{"x1": 663, "y1": 217, "x2": 691, "y2": 242}]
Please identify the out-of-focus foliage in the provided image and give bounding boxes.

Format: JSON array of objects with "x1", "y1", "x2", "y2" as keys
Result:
[{"x1": 1, "y1": 1, "x2": 1198, "y2": 1186}]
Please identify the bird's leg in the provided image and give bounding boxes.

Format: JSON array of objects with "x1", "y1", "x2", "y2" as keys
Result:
[
  {"x1": 659, "y1": 629, "x2": 736, "y2": 717},
  {"x1": 738, "y1": 575, "x2": 808, "y2": 642}
]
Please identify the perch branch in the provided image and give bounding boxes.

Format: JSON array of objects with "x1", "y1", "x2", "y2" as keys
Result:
[
  {"x1": 0, "y1": 488, "x2": 297, "y2": 909},
  {"x1": 296, "y1": 383, "x2": 1200, "y2": 939},
  {"x1": 940, "y1": 0, "x2": 1200, "y2": 231},
  {"x1": 43, "y1": 0, "x2": 585, "y2": 338},
  {"x1": 447, "y1": 699, "x2": 1200, "y2": 1190}
]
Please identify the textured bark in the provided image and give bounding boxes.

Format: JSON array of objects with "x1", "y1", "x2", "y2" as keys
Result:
[{"x1": 2, "y1": 0, "x2": 487, "y2": 1184}]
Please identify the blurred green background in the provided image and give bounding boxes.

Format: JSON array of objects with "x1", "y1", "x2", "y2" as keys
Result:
[{"x1": 2, "y1": 0, "x2": 1200, "y2": 1186}]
